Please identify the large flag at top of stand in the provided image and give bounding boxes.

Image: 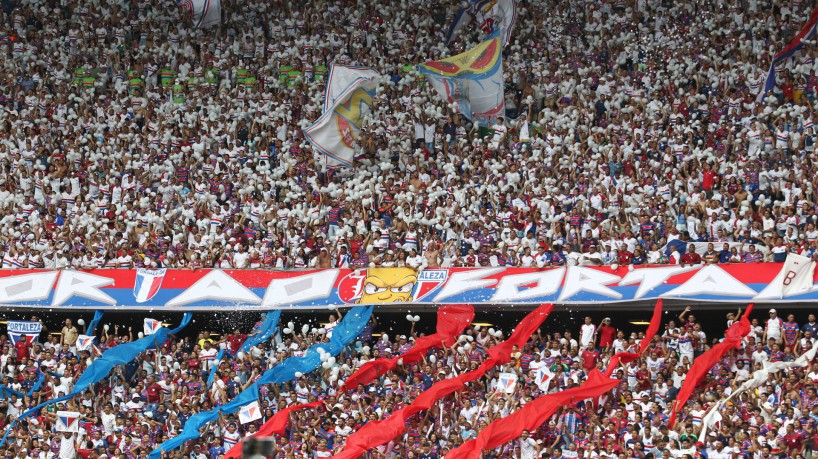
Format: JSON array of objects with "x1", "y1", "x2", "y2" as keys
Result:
[
  {"x1": 758, "y1": 5, "x2": 818, "y2": 101},
  {"x1": 304, "y1": 66, "x2": 380, "y2": 168},
  {"x1": 418, "y1": 33, "x2": 505, "y2": 127},
  {"x1": 447, "y1": 0, "x2": 518, "y2": 46},
  {"x1": 177, "y1": 0, "x2": 221, "y2": 28}
]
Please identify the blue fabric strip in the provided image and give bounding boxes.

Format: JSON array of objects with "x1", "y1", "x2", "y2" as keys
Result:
[
  {"x1": 149, "y1": 306, "x2": 372, "y2": 457},
  {"x1": 237, "y1": 311, "x2": 282, "y2": 355},
  {"x1": 86, "y1": 310, "x2": 104, "y2": 336},
  {"x1": 0, "y1": 313, "x2": 192, "y2": 448},
  {"x1": 207, "y1": 349, "x2": 226, "y2": 388}
]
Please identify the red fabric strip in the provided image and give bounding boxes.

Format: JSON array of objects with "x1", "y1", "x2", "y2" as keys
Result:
[
  {"x1": 445, "y1": 370, "x2": 621, "y2": 459},
  {"x1": 329, "y1": 304, "x2": 554, "y2": 459},
  {"x1": 668, "y1": 303, "x2": 754, "y2": 427},
  {"x1": 603, "y1": 299, "x2": 664, "y2": 377}
]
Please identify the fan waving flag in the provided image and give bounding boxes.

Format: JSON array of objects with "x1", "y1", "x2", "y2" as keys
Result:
[
  {"x1": 56, "y1": 411, "x2": 80, "y2": 433},
  {"x1": 534, "y1": 368, "x2": 553, "y2": 391},
  {"x1": 6, "y1": 321, "x2": 41, "y2": 346},
  {"x1": 418, "y1": 33, "x2": 505, "y2": 127},
  {"x1": 238, "y1": 401, "x2": 262, "y2": 424},
  {"x1": 143, "y1": 318, "x2": 163, "y2": 336},
  {"x1": 75, "y1": 335, "x2": 95, "y2": 352},
  {"x1": 177, "y1": 0, "x2": 221, "y2": 28},
  {"x1": 304, "y1": 66, "x2": 380, "y2": 168},
  {"x1": 496, "y1": 373, "x2": 518, "y2": 394},
  {"x1": 447, "y1": 0, "x2": 518, "y2": 46},
  {"x1": 758, "y1": 5, "x2": 818, "y2": 101}
]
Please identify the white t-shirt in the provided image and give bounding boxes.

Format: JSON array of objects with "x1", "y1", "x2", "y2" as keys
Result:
[{"x1": 580, "y1": 324, "x2": 596, "y2": 348}]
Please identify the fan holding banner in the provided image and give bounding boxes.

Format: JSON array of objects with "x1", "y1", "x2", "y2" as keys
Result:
[
  {"x1": 304, "y1": 66, "x2": 381, "y2": 168},
  {"x1": 418, "y1": 33, "x2": 505, "y2": 127}
]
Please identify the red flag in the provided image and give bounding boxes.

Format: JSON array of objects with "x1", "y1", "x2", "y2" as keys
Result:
[
  {"x1": 225, "y1": 305, "x2": 474, "y2": 459},
  {"x1": 668, "y1": 303, "x2": 754, "y2": 427},
  {"x1": 445, "y1": 370, "x2": 621, "y2": 459},
  {"x1": 330, "y1": 304, "x2": 554, "y2": 459},
  {"x1": 604, "y1": 299, "x2": 664, "y2": 377}
]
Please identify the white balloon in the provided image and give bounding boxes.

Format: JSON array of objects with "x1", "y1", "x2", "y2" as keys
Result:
[
  {"x1": 397, "y1": 358, "x2": 404, "y2": 365},
  {"x1": 464, "y1": 343, "x2": 472, "y2": 351},
  {"x1": 295, "y1": 372, "x2": 303, "y2": 378},
  {"x1": 302, "y1": 324, "x2": 310, "y2": 334},
  {"x1": 103, "y1": 324, "x2": 110, "y2": 331},
  {"x1": 311, "y1": 327, "x2": 317, "y2": 334},
  {"x1": 138, "y1": 332, "x2": 144, "y2": 339},
  {"x1": 488, "y1": 328, "x2": 496, "y2": 336},
  {"x1": 328, "y1": 357, "x2": 336, "y2": 365},
  {"x1": 429, "y1": 355, "x2": 437, "y2": 363},
  {"x1": 283, "y1": 328, "x2": 292, "y2": 334},
  {"x1": 413, "y1": 315, "x2": 420, "y2": 322},
  {"x1": 474, "y1": 325, "x2": 481, "y2": 331},
  {"x1": 406, "y1": 314, "x2": 414, "y2": 322},
  {"x1": 288, "y1": 322, "x2": 295, "y2": 330},
  {"x1": 322, "y1": 362, "x2": 331, "y2": 369},
  {"x1": 320, "y1": 353, "x2": 329, "y2": 362},
  {"x1": 236, "y1": 352, "x2": 245, "y2": 360},
  {"x1": 77, "y1": 319, "x2": 85, "y2": 326},
  {"x1": 338, "y1": 380, "x2": 346, "y2": 387}
]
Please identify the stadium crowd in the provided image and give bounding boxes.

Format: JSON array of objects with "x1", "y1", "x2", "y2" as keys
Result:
[
  {"x1": 2, "y1": 0, "x2": 818, "y2": 457},
  {"x1": 1, "y1": 0, "x2": 818, "y2": 271},
  {"x1": 0, "y1": 307, "x2": 817, "y2": 459}
]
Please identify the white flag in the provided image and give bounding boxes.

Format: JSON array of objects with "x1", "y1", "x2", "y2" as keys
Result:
[
  {"x1": 178, "y1": 0, "x2": 221, "y2": 28},
  {"x1": 534, "y1": 368, "x2": 553, "y2": 391},
  {"x1": 781, "y1": 253, "x2": 815, "y2": 297},
  {"x1": 497, "y1": 372, "x2": 518, "y2": 394},
  {"x1": 56, "y1": 411, "x2": 80, "y2": 433},
  {"x1": 143, "y1": 318, "x2": 162, "y2": 336},
  {"x1": 304, "y1": 66, "x2": 380, "y2": 168},
  {"x1": 76, "y1": 335, "x2": 95, "y2": 352},
  {"x1": 238, "y1": 401, "x2": 262, "y2": 424}
]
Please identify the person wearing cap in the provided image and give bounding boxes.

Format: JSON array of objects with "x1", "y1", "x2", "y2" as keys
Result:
[{"x1": 764, "y1": 309, "x2": 784, "y2": 344}]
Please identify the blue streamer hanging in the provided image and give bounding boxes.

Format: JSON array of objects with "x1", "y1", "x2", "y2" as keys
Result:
[
  {"x1": 0, "y1": 313, "x2": 193, "y2": 448},
  {"x1": 85, "y1": 310, "x2": 104, "y2": 336},
  {"x1": 149, "y1": 306, "x2": 373, "y2": 458}
]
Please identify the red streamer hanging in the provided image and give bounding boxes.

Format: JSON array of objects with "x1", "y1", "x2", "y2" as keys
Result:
[
  {"x1": 603, "y1": 299, "x2": 664, "y2": 377},
  {"x1": 224, "y1": 305, "x2": 475, "y2": 459},
  {"x1": 445, "y1": 370, "x2": 621, "y2": 459},
  {"x1": 668, "y1": 303, "x2": 754, "y2": 427},
  {"x1": 329, "y1": 304, "x2": 555, "y2": 459},
  {"x1": 343, "y1": 303, "x2": 475, "y2": 389}
]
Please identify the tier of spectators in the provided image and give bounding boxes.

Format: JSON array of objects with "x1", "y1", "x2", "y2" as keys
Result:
[
  {"x1": 2, "y1": 0, "x2": 818, "y2": 270},
  {"x1": 1, "y1": 308, "x2": 816, "y2": 459}
]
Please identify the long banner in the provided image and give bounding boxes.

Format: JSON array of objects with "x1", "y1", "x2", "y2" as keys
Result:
[{"x1": 0, "y1": 264, "x2": 816, "y2": 310}]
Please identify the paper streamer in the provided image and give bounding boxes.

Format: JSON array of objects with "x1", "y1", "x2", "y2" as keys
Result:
[
  {"x1": 446, "y1": 370, "x2": 621, "y2": 459},
  {"x1": 668, "y1": 304, "x2": 754, "y2": 428},
  {"x1": 0, "y1": 313, "x2": 192, "y2": 448},
  {"x1": 330, "y1": 304, "x2": 553, "y2": 459},
  {"x1": 149, "y1": 306, "x2": 373, "y2": 458}
]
